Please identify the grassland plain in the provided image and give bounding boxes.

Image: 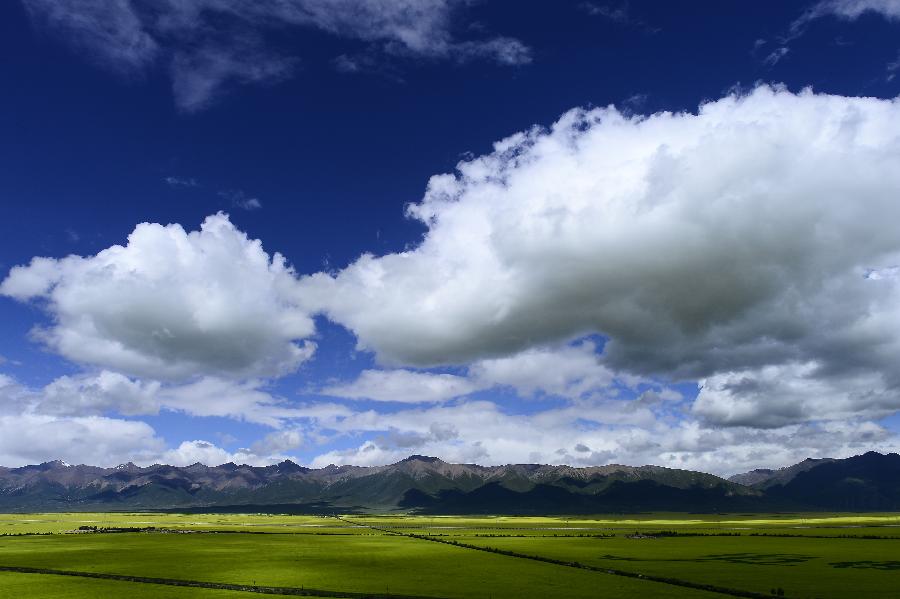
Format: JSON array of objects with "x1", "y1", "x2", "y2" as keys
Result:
[
  {"x1": 0, "y1": 513, "x2": 898, "y2": 598},
  {"x1": 0, "y1": 572, "x2": 278, "y2": 599}
]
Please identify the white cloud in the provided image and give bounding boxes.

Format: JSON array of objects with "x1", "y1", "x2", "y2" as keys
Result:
[
  {"x1": 159, "y1": 439, "x2": 283, "y2": 467},
  {"x1": 2, "y1": 257, "x2": 61, "y2": 299},
  {"x1": 1, "y1": 365, "x2": 896, "y2": 472},
  {"x1": 298, "y1": 86, "x2": 900, "y2": 429},
  {"x1": 321, "y1": 340, "x2": 642, "y2": 403},
  {"x1": 0, "y1": 413, "x2": 164, "y2": 468},
  {"x1": 766, "y1": 1, "x2": 900, "y2": 66},
  {"x1": 250, "y1": 429, "x2": 306, "y2": 455},
  {"x1": 322, "y1": 368, "x2": 478, "y2": 403},
  {"x1": 158, "y1": 377, "x2": 330, "y2": 427},
  {"x1": 799, "y1": 0, "x2": 900, "y2": 24},
  {"x1": 694, "y1": 362, "x2": 900, "y2": 428},
  {"x1": 37, "y1": 371, "x2": 160, "y2": 417},
  {"x1": 219, "y1": 189, "x2": 262, "y2": 211},
  {"x1": 22, "y1": 0, "x2": 530, "y2": 111},
  {"x1": 0, "y1": 372, "x2": 165, "y2": 466},
  {"x1": 788, "y1": 0, "x2": 900, "y2": 42},
  {"x1": 1, "y1": 370, "x2": 323, "y2": 429},
  {"x1": 865, "y1": 265, "x2": 900, "y2": 280},
  {"x1": 313, "y1": 396, "x2": 660, "y2": 464},
  {"x1": 471, "y1": 340, "x2": 629, "y2": 399},
  {"x1": 306, "y1": 397, "x2": 900, "y2": 475},
  {"x1": 0, "y1": 373, "x2": 308, "y2": 466},
  {"x1": 1, "y1": 213, "x2": 316, "y2": 381}
]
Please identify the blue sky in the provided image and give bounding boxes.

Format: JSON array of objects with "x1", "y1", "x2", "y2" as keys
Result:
[{"x1": 2, "y1": 0, "x2": 900, "y2": 474}]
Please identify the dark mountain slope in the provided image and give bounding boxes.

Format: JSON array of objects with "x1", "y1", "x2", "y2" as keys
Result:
[
  {"x1": 728, "y1": 458, "x2": 835, "y2": 488},
  {"x1": 763, "y1": 451, "x2": 900, "y2": 511}
]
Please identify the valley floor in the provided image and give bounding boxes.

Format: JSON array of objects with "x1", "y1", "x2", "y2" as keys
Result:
[{"x1": 1, "y1": 512, "x2": 899, "y2": 598}]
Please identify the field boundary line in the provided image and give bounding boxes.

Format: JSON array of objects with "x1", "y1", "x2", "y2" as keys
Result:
[
  {"x1": 0, "y1": 565, "x2": 451, "y2": 599},
  {"x1": 333, "y1": 516, "x2": 780, "y2": 599}
]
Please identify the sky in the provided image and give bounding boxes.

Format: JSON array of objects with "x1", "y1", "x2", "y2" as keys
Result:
[{"x1": 2, "y1": 0, "x2": 900, "y2": 475}]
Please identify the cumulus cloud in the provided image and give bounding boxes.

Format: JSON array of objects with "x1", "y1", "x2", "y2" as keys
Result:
[
  {"x1": 0, "y1": 370, "x2": 157, "y2": 418},
  {"x1": 311, "y1": 394, "x2": 664, "y2": 465},
  {"x1": 36, "y1": 371, "x2": 160, "y2": 417},
  {"x1": 694, "y1": 362, "x2": 900, "y2": 428},
  {"x1": 1, "y1": 213, "x2": 315, "y2": 381},
  {"x1": 1, "y1": 368, "x2": 326, "y2": 429},
  {"x1": 321, "y1": 340, "x2": 642, "y2": 403},
  {"x1": 299, "y1": 86, "x2": 900, "y2": 428},
  {"x1": 0, "y1": 413, "x2": 164, "y2": 468},
  {"x1": 159, "y1": 439, "x2": 285, "y2": 467},
  {"x1": 0, "y1": 373, "x2": 308, "y2": 466},
  {"x1": 0, "y1": 373, "x2": 165, "y2": 466},
  {"x1": 22, "y1": 0, "x2": 530, "y2": 111},
  {"x1": 322, "y1": 368, "x2": 478, "y2": 403},
  {"x1": 471, "y1": 340, "x2": 629, "y2": 399},
  {"x1": 158, "y1": 377, "x2": 330, "y2": 427},
  {"x1": 250, "y1": 429, "x2": 306, "y2": 455}
]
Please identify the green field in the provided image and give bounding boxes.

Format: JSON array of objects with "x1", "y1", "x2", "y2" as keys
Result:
[{"x1": 1, "y1": 513, "x2": 898, "y2": 598}]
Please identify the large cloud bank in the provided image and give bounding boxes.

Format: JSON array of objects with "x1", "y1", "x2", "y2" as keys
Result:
[
  {"x1": 1, "y1": 213, "x2": 315, "y2": 380},
  {"x1": 300, "y1": 86, "x2": 900, "y2": 426}
]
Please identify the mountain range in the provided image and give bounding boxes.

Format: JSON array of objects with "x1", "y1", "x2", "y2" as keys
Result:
[{"x1": 0, "y1": 451, "x2": 898, "y2": 514}]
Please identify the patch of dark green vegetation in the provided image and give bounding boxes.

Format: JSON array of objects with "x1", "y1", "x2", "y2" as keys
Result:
[
  {"x1": 829, "y1": 560, "x2": 900, "y2": 570},
  {"x1": 693, "y1": 554, "x2": 814, "y2": 567},
  {"x1": 0, "y1": 566, "x2": 449, "y2": 598},
  {"x1": 600, "y1": 553, "x2": 816, "y2": 566}
]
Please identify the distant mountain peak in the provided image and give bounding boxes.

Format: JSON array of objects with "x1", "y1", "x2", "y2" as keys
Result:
[
  {"x1": 275, "y1": 459, "x2": 306, "y2": 473},
  {"x1": 35, "y1": 460, "x2": 70, "y2": 470},
  {"x1": 726, "y1": 453, "x2": 900, "y2": 489},
  {"x1": 400, "y1": 455, "x2": 441, "y2": 463}
]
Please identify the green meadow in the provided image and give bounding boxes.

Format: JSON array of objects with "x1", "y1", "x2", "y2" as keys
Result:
[{"x1": 1, "y1": 513, "x2": 898, "y2": 598}]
